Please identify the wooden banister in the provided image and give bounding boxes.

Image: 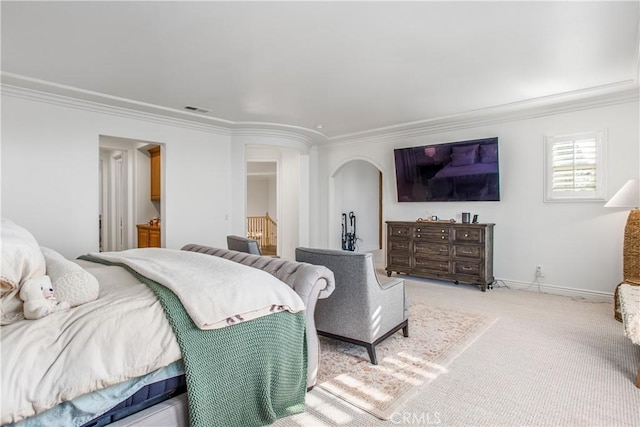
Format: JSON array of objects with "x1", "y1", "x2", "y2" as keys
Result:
[{"x1": 247, "y1": 213, "x2": 277, "y2": 254}]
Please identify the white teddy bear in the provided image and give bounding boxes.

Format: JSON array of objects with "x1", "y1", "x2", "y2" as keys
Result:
[{"x1": 19, "y1": 275, "x2": 70, "y2": 320}]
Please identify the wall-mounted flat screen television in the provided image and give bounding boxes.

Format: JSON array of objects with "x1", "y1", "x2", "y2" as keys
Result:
[{"x1": 394, "y1": 137, "x2": 500, "y2": 202}]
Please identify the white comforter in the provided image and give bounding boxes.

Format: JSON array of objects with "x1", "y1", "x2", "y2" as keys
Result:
[
  {"x1": 1, "y1": 249, "x2": 305, "y2": 424},
  {"x1": 1, "y1": 260, "x2": 180, "y2": 424},
  {"x1": 91, "y1": 248, "x2": 305, "y2": 329}
]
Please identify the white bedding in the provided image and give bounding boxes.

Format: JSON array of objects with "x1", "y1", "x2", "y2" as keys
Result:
[
  {"x1": 2, "y1": 248, "x2": 308, "y2": 425},
  {"x1": 90, "y1": 248, "x2": 305, "y2": 329},
  {"x1": 1, "y1": 260, "x2": 181, "y2": 424}
]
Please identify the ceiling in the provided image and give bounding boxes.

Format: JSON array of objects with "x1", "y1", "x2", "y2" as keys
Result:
[{"x1": 2, "y1": 1, "x2": 639, "y2": 143}]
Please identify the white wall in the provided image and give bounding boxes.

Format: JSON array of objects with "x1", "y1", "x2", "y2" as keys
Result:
[
  {"x1": 247, "y1": 177, "x2": 270, "y2": 217},
  {"x1": 312, "y1": 101, "x2": 639, "y2": 296},
  {"x1": 2, "y1": 92, "x2": 232, "y2": 258}
]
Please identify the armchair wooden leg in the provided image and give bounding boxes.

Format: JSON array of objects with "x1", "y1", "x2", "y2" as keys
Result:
[
  {"x1": 366, "y1": 344, "x2": 378, "y2": 365},
  {"x1": 636, "y1": 358, "x2": 640, "y2": 388},
  {"x1": 403, "y1": 323, "x2": 409, "y2": 337}
]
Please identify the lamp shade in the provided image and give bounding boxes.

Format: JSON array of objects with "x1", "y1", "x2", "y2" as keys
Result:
[{"x1": 604, "y1": 179, "x2": 640, "y2": 208}]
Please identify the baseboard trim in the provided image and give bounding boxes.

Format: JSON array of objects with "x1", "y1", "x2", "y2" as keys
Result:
[{"x1": 497, "y1": 278, "x2": 613, "y2": 302}]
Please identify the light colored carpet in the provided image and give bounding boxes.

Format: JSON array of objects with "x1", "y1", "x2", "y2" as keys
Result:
[
  {"x1": 317, "y1": 303, "x2": 496, "y2": 419},
  {"x1": 275, "y1": 275, "x2": 640, "y2": 427}
]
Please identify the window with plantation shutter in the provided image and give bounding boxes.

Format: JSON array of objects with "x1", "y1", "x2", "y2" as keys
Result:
[{"x1": 544, "y1": 131, "x2": 607, "y2": 202}]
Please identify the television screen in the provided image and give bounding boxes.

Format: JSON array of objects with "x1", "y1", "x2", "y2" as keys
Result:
[{"x1": 394, "y1": 137, "x2": 500, "y2": 202}]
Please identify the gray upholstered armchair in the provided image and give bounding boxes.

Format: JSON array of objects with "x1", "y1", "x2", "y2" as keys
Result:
[
  {"x1": 295, "y1": 247, "x2": 408, "y2": 365},
  {"x1": 226, "y1": 235, "x2": 262, "y2": 255}
]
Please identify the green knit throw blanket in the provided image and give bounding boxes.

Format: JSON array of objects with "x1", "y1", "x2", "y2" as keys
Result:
[{"x1": 79, "y1": 255, "x2": 307, "y2": 427}]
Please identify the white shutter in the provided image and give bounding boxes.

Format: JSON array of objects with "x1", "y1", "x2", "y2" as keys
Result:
[{"x1": 544, "y1": 131, "x2": 607, "y2": 202}]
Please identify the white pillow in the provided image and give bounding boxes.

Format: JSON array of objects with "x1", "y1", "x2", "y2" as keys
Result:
[
  {"x1": 41, "y1": 247, "x2": 100, "y2": 307},
  {"x1": 0, "y1": 218, "x2": 46, "y2": 289},
  {"x1": 1, "y1": 218, "x2": 46, "y2": 325}
]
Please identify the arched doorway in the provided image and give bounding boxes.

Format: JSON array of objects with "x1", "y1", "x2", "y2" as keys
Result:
[{"x1": 330, "y1": 159, "x2": 383, "y2": 255}]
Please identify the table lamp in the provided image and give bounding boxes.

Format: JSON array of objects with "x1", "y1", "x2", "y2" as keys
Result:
[{"x1": 605, "y1": 179, "x2": 640, "y2": 282}]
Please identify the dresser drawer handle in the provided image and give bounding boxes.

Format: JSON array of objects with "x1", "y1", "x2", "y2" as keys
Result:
[
  {"x1": 441, "y1": 229, "x2": 445, "y2": 233},
  {"x1": 464, "y1": 233, "x2": 469, "y2": 237},
  {"x1": 440, "y1": 264, "x2": 448, "y2": 268},
  {"x1": 417, "y1": 234, "x2": 421, "y2": 238},
  {"x1": 441, "y1": 236, "x2": 446, "y2": 240},
  {"x1": 462, "y1": 250, "x2": 472, "y2": 254},
  {"x1": 417, "y1": 228, "x2": 421, "y2": 232},
  {"x1": 439, "y1": 249, "x2": 447, "y2": 252},
  {"x1": 462, "y1": 266, "x2": 473, "y2": 271}
]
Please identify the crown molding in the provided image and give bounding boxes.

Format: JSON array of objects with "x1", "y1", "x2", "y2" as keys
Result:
[
  {"x1": 1, "y1": 81, "x2": 233, "y2": 135},
  {"x1": 231, "y1": 127, "x2": 318, "y2": 152},
  {"x1": 3, "y1": 72, "x2": 637, "y2": 148},
  {"x1": 0, "y1": 73, "x2": 325, "y2": 146},
  {"x1": 230, "y1": 123, "x2": 326, "y2": 147},
  {"x1": 326, "y1": 81, "x2": 640, "y2": 146}
]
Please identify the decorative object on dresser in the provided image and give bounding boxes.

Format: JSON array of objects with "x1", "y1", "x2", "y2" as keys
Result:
[
  {"x1": 386, "y1": 221, "x2": 494, "y2": 292},
  {"x1": 137, "y1": 223, "x2": 161, "y2": 248}
]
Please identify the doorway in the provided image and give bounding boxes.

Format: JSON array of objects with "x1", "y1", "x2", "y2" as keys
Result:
[
  {"x1": 246, "y1": 161, "x2": 278, "y2": 256},
  {"x1": 99, "y1": 136, "x2": 162, "y2": 251}
]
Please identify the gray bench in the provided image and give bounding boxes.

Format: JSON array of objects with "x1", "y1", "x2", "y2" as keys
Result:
[{"x1": 181, "y1": 244, "x2": 335, "y2": 389}]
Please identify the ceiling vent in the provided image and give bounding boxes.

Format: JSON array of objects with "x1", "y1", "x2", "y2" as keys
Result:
[{"x1": 183, "y1": 105, "x2": 209, "y2": 114}]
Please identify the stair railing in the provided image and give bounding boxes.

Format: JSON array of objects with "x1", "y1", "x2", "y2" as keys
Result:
[{"x1": 247, "y1": 213, "x2": 277, "y2": 250}]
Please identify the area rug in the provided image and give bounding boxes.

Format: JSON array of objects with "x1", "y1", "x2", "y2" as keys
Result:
[{"x1": 316, "y1": 303, "x2": 497, "y2": 420}]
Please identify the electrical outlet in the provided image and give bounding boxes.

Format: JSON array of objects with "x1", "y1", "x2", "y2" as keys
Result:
[{"x1": 535, "y1": 265, "x2": 544, "y2": 278}]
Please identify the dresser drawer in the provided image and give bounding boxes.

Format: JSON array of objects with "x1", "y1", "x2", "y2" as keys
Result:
[
  {"x1": 388, "y1": 224, "x2": 412, "y2": 238},
  {"x1": 453, "y1": 228, "x2": 483, "y2": 243},
  {"x1": 388, "y1": 253, "x2": 412, "y2": 269},
  {"x1": 389, "y1": 239, "x2": 411, "y2": 253},
  {"x1": 415, "y1": 258, "x2": 450, "y2": 272},
  {"x1": 453, "y1": 244, "x2": 482, "y2": 259},
  {"x1": 415, "y1": 241, "x2": 450, "y2": 257},
  {"x1": 414, "y1": 226, "x2": 451, "y2": 241},
  {"x1": 453, "y1": 261, "x2": 482, "y2": 276}
]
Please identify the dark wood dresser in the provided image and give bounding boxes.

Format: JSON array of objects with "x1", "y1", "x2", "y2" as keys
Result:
[{"x1": 386, "y1": 221, "x2": 495, "y2": 291}]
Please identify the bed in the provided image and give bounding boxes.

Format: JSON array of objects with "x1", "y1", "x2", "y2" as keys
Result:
[{"x1": 1, "y1": 219, "x2": 335, "y2": 426}]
